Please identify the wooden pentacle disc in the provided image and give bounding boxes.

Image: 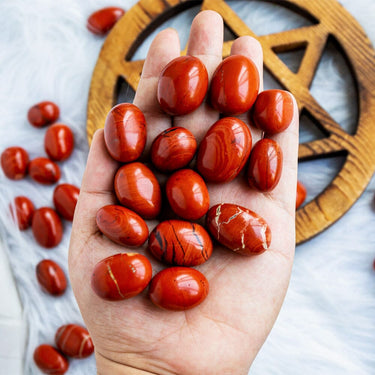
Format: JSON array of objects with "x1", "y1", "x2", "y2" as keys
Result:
[{"x1": 86, "y1": 0, "x2": 375, "y2": 244}]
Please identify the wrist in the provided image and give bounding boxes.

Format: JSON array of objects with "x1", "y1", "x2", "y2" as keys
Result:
[{"x1": 96, "y1": 351, "x2": 163, "y2": 375}]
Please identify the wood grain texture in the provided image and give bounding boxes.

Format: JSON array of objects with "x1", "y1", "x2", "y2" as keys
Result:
[{"x1": 87, "y1": 0, "x2": 375, "y2": 244}]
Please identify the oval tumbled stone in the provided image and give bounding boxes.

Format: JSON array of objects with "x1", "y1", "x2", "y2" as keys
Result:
[
  {"x1": 148, "y1": 220, "x2": 213, "y2": 266},
  {"x1": 206, "y1": 203, "x2": 271, "y2": 255},
  {"x1": 96, "y1": 205, "x2": 149, "y2": 247}
]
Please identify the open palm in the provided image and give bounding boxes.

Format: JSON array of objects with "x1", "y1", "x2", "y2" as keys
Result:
[{"x1": 69, "y1": 10, "x2": 298, "y2": 375}]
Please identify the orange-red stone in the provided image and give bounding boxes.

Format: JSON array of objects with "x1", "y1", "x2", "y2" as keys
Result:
[
  {"x1": 157, "y1": 56, "x2": 208, "y2": 116},
  {"x1": 149, "y1": 267, "x2": 209, "y2": 311},
  {"x1": 55, "y1": 324, "x2": 94, "y2": 359},
  {"x1": 296, "y1": 180, "x2": 307, "y2": 209},
  {"x1": 166, "y1": 169, "x2": 209, "y2": 220},
  {"x1": 252, "y1": 90, "x2": 294, "y2": 135},
  {"x1": 210, "y1": 55, "x2": 259, "y2": 115},
  {"x1": 33, "y1": 344, "x2": 68, "y2": 374},
  {"x1": 32, "y1": 207, "x2": 63, "y2": 248},
  {"x1": 206, "y1": 203, "x2": 271, "y2": 256},
  {"x1": 28, "y1": 157, "x2": 60, "y2": 185},
  {"x1": 87, "y1": 7, "x2": 125, "y2": 35},
  {"x1": 104, "y1": 103, "x2": 146, "y2": 163},
  {"x1": 96, "y1": 205, "x2": 149, "y2": 247},
  {"x1": 114, "y1": 162, "x2": 161, "y2": 219},
  {"x1": 197, "y1": 117, "x2": 252, "y2": 182},
  {"x1": 151, "y1": 127, "x2": 197, "y2": 173},
  {"x1": 11, "y1": 196, "x2": 35, "y2": 230},
  {"x1": 53, "y1": 184, "x2": 80, "y2": 221},
  {"x1": 91, "y1": 253, "x2": 152, "y2": 301},
  {"x1": 45, "y1": 124, "x2": 74, "y2": 161}
]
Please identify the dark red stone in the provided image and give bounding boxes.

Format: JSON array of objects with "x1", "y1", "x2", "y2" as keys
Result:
[
  {"x1": 1, "y1": 146, "x2": 29, "y2": 180},
  {"x1": 55, "y1": 324, "x2": 94, "y2": 359},
  {"x1": 36, "y1": 259, "x2": 67, "y2": 296},
  {"x1": 11, "y1": 196, "x2": 35, "y2": 230},
  {"x1": 28, "y1": 101, "x2": 59, "y2": 128},
  {"x1": 53, "y1": 184, "x2": 80, "y2": 221},
  {"x1": 247, "y1": 138, "x2": 283, "y2": 192},
  {"x1": 33, "y1": 344, "x2": 68, "y2": 374},
  {"x1": 148, "y1": 220, "x2": 213, "y2": 266},
  {"x1": 32, "y1": 207, "x2": 63, "y2": 248},
  {"x1": 28, "y1": 157, "x2": 60, "y2": 185}
]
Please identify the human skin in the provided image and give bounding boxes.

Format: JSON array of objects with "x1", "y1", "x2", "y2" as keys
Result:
[{"x1": 69, "y1": 10, "x2": 299, "y2": 375}]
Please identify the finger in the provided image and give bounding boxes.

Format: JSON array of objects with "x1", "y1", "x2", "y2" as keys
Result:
[
  {"x1": 133, "y1": 28, "x2": 181, "y2": 149},
  {"x1": 230, "y1": 36, "x2": 263, "y2": 91},
  {"x1": 173, "y1": 10, "x2": 223, "y2": 142},
  {"x1": 71, "y1": 129, "x2": 118, "y2": 241},
  {"x1": 230, "y1": 36, "x2": 264, "y2": 144},
  {"x1": 267, "y1": 93, "x2": 299, "y2": 213}
]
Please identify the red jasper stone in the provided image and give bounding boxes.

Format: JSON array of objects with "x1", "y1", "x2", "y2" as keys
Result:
[
  {"x1": 252, "y1": 90, "x2": 294, "y2": 135},
  {"x1": 151, "y1": 127, "x2": 197, "y2": 173},
  {"x1": 96, "y1": 205, "x2": 149, "y2": 247},
  {"x1": 114, "y1": 162, "x2": 161, "y2": 219},
  {"x1": 157, "y1": 56, "x2": 208, "y2": 116},
  {"x1": 149, "y1": 267, "x2": 209, "y2": 311},
  {"x1": 44, "y1": 124, "x2": 74, "y2": 161},
  {"x1": 197, "y1": 117, "x2": 252, "y2": 182},
  {"x1": 1, "y1": 146, "x2": 29, "y2": 180},
  {"x1": 91, "y1": 253, "x2": 152, "y2": 301},
  {"x1": 53, "y1": 184, "x2": 80, "y2": 221},
  {"x1": 87, "y1": 7, "x2": 125, "y2": 35},
  {"x1": 296, "y1": 180, "x2": 307, "y2": 209},
  {"x1": 206, "y1": 203, "x2": 271, "y2": 256},
  {"x1": 36, "y1": 259, "x2": 67, "y2": 296},
  {"x1": 28, "y1": 101, "x2": 60, "y2": 128},
  {"x1": 10, "y1": 196, "x2": 35, "y2": 230},
  {"x1": 55, "y1": 324, "x2": 94, "y2": 359},
  {"x1": 28, "y1": 157, "x2": 61, "y2": 185},
  {"x1": 33, "y1": 344, "x2": 69, "y2": 374},
  {"x1": 104, "y1": 103, "x2": 146, "y2": 163},
  {"x1": 166, "y1": 169, "x2": 209, "y2": 220},
  {"x1": 210, "y1": 55, "x2": 259, "y2": 115},
  {"x1": 247, "y1": 139, "x2": 283, "y2": 192},
  {"x1": 32, "y1": 207, "x2": 63, "y2": 248},
  {"x1": 148, "y1": 220, "x2": 212, "y2": 266}
]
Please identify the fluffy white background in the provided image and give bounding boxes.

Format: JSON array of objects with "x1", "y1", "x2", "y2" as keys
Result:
[{"x1": 1, "y1": 0, "x2": 375, "y2": 374}]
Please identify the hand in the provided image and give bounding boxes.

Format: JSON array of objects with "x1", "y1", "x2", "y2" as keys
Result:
[{"x1": 69, "y1": 10, "x2": 299, "y2": 375}]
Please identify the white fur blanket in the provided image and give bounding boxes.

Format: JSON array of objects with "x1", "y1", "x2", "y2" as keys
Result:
[{"x1": 1, "y1": 0, "x2": 375, "y2": 374}]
